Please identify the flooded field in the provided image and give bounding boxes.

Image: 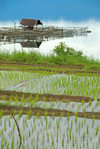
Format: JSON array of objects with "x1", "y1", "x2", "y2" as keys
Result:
[{"x1": 0, "y1": 68, "x2": 100, "y2": 149}]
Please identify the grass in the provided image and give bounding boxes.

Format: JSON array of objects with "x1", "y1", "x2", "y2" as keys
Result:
[
  {"x1": 0, "y1": 42, "x2": 100, "y2": 68},
  {"x1": 0, "y1": 43, "x2": 100, "y2": 149}
]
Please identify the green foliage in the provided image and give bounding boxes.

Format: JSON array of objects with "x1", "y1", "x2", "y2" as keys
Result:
[
  {"x1": 53, "y1": 42, "x2": 83, "y2": 56},
  {"x1": 0, "y1": 42, "x2": 100, "y2": 66}
]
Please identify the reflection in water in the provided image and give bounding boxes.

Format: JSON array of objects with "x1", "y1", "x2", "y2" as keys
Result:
[{"x1": 0, "y1": 115, "x2": 100, "y2": 149}]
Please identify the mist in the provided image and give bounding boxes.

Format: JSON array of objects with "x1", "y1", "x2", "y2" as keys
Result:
[{"x1": 0, "y1": 19, "x2": 100, "y2": 60}]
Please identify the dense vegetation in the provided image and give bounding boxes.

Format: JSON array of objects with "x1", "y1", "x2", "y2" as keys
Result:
[{"x1": 0, "y1": 42, "x2": 100, "y2": 67}]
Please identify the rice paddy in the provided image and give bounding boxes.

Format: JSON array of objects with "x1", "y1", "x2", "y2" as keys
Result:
[{"x1": 0, "y1": 63, "x2": 100, "y2": 149}]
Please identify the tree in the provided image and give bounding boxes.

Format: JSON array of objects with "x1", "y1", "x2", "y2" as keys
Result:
[{"x1": 53, "y1": 42, "x2": 83, "y2": 56}]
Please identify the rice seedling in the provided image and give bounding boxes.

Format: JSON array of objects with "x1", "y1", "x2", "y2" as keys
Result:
[{"x1": 0, "y1": 65, "x2": 99, "y2": 149}]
